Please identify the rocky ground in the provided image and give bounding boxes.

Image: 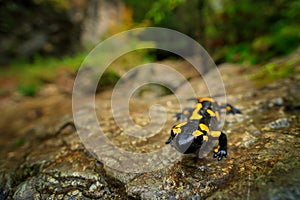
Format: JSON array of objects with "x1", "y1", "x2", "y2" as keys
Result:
[{"x1": 0, "y1": 51, "x2": 299, "y2": 199}]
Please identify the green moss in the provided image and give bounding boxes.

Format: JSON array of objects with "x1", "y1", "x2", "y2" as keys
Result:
[
  {"x1": 251, "y1": 57, "x2": 299, "y2": 85},
  {"x1": 0, "y1": 49, "x2": 155, "y2": 96},
  {"x1": 13, "y1": 138, "x2": 25, "y2": 147},
  {"x1": 98, "y1": 70, "x2": 120, "y2": 89},
  {"x1": 17, "y1": 83, "x2": 41, "y2": 97},
  {"x1": 11, "y1": 164, "x2": 41, "y2": 187},
  {"x1": 1, "y1": 52, "x2": 87, "y2": 96}
]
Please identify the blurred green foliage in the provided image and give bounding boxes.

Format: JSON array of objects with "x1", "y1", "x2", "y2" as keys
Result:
[
  {"x1": 1, "y1": 0, "x2": 299, "y2": 96},
  {"x1": 122, "y1": 0, "x2": 300, "y2": 64},
  {"x1": 2, "y1": 0, "x2": 299, "y2": 65},
  {"x1": 123, "y1": 0, "x2": 184, "y2": 24}
]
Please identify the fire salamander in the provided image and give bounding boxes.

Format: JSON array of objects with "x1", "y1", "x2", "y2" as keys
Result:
[{"x1": 165, "y1": 97, "x2": 241, "y2": 161}]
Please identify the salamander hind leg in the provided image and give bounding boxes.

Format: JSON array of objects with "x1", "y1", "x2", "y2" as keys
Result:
[{"x1": 221, "y1": 103, "x2": 242, "y2": 115}]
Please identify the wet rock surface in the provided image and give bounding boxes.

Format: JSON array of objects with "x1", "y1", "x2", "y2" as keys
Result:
[{"x1": 0, "y1": 55, "x2": 300, "y2": 199}]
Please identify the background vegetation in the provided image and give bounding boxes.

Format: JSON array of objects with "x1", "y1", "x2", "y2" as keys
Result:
[
  {"x1": 0, "y1": 0, "x2": 299, "y2": 96},
  {"x1": 123, "y1": 0, "x2": 300, "y2": 64}
]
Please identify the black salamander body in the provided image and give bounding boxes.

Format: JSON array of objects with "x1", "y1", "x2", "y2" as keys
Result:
[{"x1": 166, "y1": 97, "x2": 241, "y2": 161}]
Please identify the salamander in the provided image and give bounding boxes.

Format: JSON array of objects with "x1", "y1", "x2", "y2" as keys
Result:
[{"x1": 166, "y1": 97, "x2": 241, "y2": 161}]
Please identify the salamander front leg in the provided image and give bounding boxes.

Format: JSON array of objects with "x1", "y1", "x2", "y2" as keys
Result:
[{"x1": 210, "y1": 131, "x2": 228, "y2": 161}]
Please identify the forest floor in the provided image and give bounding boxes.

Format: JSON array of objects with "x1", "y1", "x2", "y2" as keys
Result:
[{"x1": 0, "y1": 50, "x2": 300, "y2": 199}]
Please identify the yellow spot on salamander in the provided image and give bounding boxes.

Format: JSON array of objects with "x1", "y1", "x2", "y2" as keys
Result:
[
  {"x1": 199, "y1": 123, "x2": 209, "y2": 133},
  {"x1": 192, "y1": 130, "x2": 203, "y2": 137},
  {"x1": 226, "y1": 105, "x2": 231, "y2": 112},
  {"x1": 210, "y1": 131, "x2": 221, "y2": 137},
  {"x1": 190, "y1": 113, "x2": 203, "y2": 120},
  {"x1": 198, "y1": 97, "x2": 215, "y2": 102},
  {"x1": 203, "y1": 135, "x2": 208, "y2": 141},
  {"x1": 214, "y1": 145, "x2": 220, "y2": 153},
  {"x1": 173, "y1": 122, "x2": 187, "y2": 134},
  {"x1": 194, "y1": 103, "x2": 202, "y2": 110},
  {"x1": 189, "y1": 103, "x2": 203, "y2": 120},
  {"x1": 183, "y1": 110, "x2": 190, "y2": 116},
  {"x1": 206, "y1": 109, "x2": 216, "y2": 117},
  {"x1": 173, "y1": 128, "x2": 181, "y2": 134}
]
